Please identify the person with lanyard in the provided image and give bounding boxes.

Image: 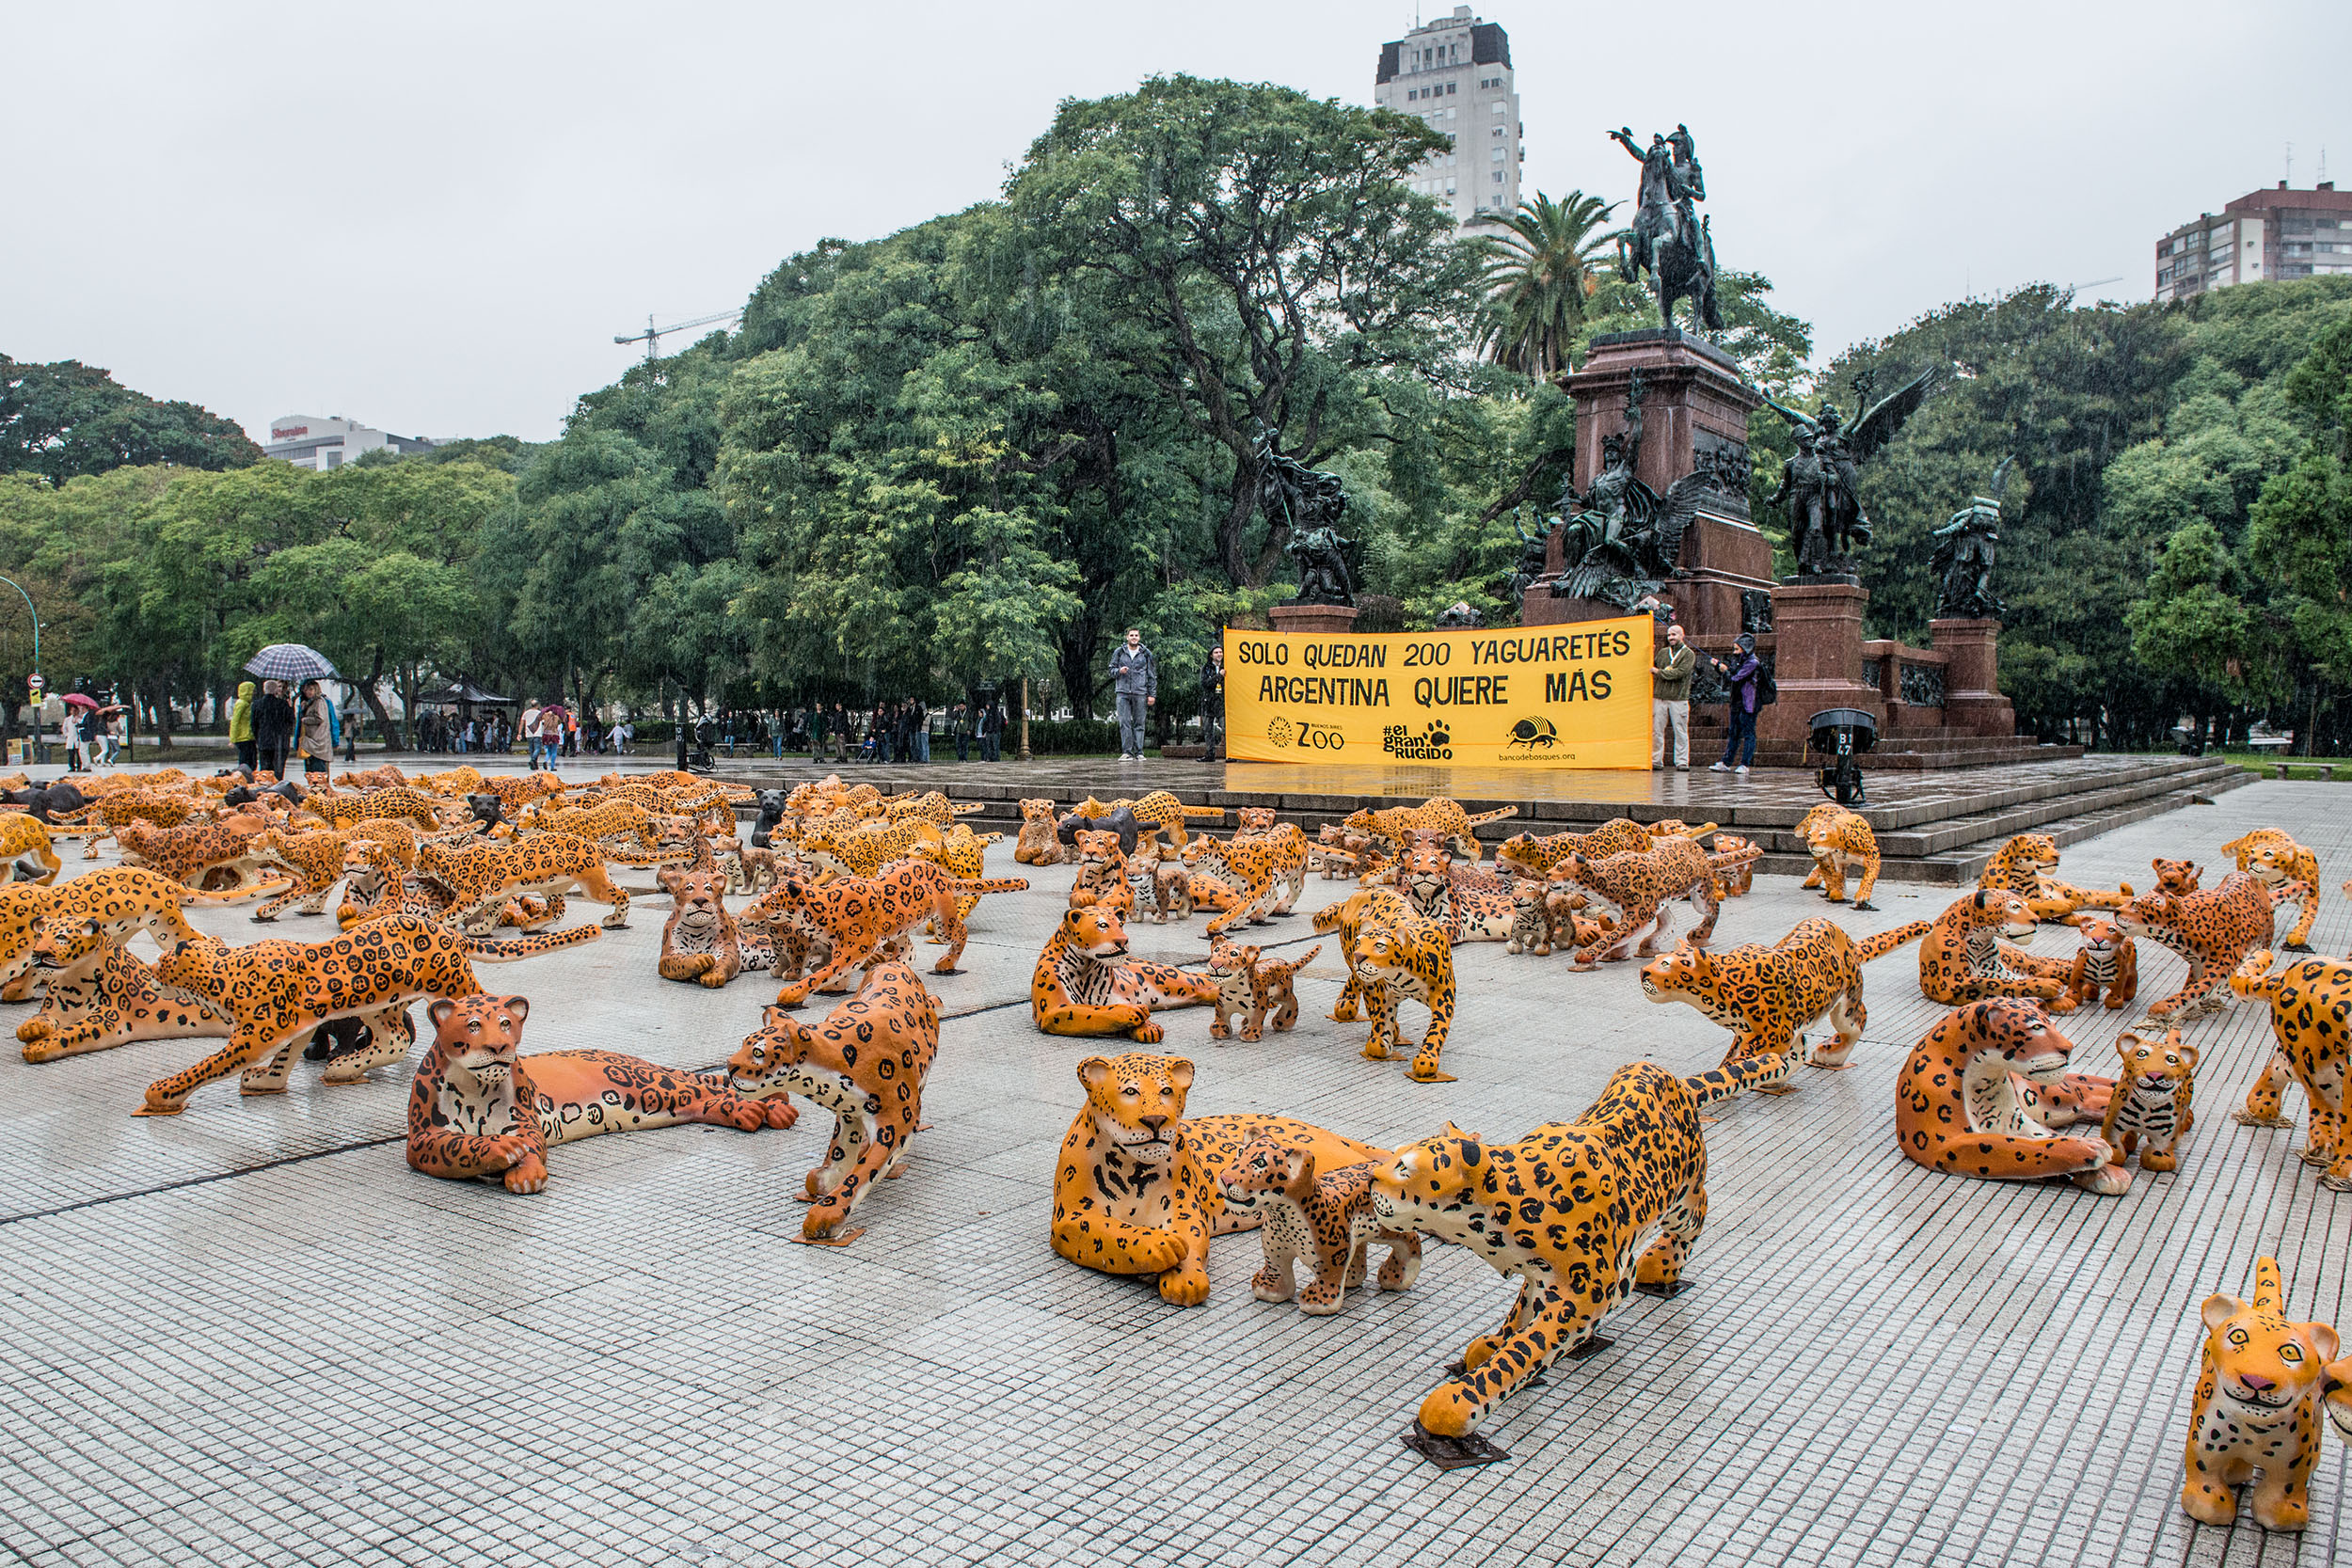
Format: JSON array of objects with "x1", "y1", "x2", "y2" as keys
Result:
[
  {"x1": 1705, "y1": 632, "x2": 1763, "y2": 775},
  {"x1": 1651, "y1": 620, "x2": 1695, "y2": 770}
]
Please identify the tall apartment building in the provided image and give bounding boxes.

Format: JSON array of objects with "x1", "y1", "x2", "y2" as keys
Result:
[
  {"x1": 260, "y1": 415, "x2": 436, "y2": 469},
  {"x1": 1373, "y1": 7, "x2": 1520, "y2": 230},
  {"x1": 2153, "y1": 181, "x2": 2352, "y2": 304}
]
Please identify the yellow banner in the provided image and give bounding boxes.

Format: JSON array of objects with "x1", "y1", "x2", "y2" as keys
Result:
[{"x1": 1222, "y1": 618, "x2": 1653, "y2": 768}]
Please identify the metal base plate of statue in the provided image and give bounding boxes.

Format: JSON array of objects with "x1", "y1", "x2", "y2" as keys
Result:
[
  {"x1": 1402, "y1": 1422, "x2": 1512, "y2": 1471},
  {"x1": 1521, "y1": 332, "x2": 1771, "y2": 641}
]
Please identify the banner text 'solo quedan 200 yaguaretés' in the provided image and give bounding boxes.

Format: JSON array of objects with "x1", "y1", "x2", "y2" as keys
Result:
[{"x1": 1221, "y1": 618, "x2": 1653, "y2": 768}]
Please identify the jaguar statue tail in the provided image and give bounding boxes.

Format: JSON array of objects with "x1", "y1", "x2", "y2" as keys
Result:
[
  {"x1": 1462, "y1": 806, "x2": 1521, "y2": 828},
  {"x1": 2228, "y1": 949, "x2": 2282, "y2": 1001},
  {"x1": 603, "y1": 846, "x2": 703, "y2": 868},
  {"x1": 1854, "y1": 920, "x2": 1933, "y2": 963},
  {"x1": 1681, "y1": 1052, "x2": 1794, "y2": 1106},
  {"x1": 467, "y1": 927, "x2": 602, "y2": 961},
  {"x1": 950, "y1": 876, "x2": 1032, "y2": 895}
]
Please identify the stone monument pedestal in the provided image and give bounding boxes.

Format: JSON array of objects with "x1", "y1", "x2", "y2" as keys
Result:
[
  {"x1": 1520, "y1": 328, "x2": 1773, "y2": 639},
  {"x1": 1931, "y1": 617, "x2": 2014, "y2": 737},
  {"x1": 1757, "y1": 580, "x2": 1884, "y2": 751},
  {"x1": 1269, "y1": 603, "x2": 1359, "y2": 637}
]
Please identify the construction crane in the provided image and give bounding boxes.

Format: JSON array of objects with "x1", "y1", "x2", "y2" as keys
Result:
[{"x1": 612, "y1": 308, "x2": 743, "y2": 366}]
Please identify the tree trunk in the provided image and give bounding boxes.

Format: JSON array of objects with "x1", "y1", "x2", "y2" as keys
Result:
[
  {"x1": 358, "y1": 647, "x2": 403, "y2": 750},
  {"x1": 1056, "y1": 633, "x2": 1100, "y2": 723},
  {"x1": 151, "y1": 669, "x2": 177, "y2": 752},
  {"x1": 1218, "y1": 466, "x2": 1264, "y2": 587}
]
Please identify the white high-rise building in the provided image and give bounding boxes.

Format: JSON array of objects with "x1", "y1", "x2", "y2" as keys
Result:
[
  {"x1": 1373, "y1": 7, "x2": 1521, "y2": 230},
  {"x1": 261, "y1": 415, "x2": 436, "y2": 470}
]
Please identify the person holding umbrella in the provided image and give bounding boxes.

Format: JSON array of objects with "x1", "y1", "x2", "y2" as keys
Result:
[
  {"x1": 59, "y1": 693, "x2": 98, "y2": 772},
  {"x1": 295, "y1": 679, "x2": 333, "y2": 780}
]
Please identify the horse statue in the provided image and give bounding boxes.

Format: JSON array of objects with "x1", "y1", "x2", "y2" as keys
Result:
[{"x1": 1622, "y1": 214, "x2": 1723, "y2": 334}]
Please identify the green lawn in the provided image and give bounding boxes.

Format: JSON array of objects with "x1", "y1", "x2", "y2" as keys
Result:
[{"x1": 2221, "y1": 752, "x2": 2352, "y2": 778}]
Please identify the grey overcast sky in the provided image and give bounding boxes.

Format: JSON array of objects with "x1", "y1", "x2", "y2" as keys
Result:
[{"x1": 7, "y1": 1, "x2": 2346, "y2": 446}]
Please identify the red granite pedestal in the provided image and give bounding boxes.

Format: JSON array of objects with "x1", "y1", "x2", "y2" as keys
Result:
[
  {"x1": 1758, "y1": 581, "x2": 1883, "y2": 751},
  {"x1": 1519, "y1": 328, "x2": 1773, "y2": 639},
  {"x1": 1268, "y1": 604, "x2": 1360, "y2": 637},
  {"x1": 1932, "y1": 617, "x2": 2015, "y2": 737}
]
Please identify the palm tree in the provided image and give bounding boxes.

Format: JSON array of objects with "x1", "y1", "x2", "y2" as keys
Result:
[{"x1": 1472, "y1": 190, "x2": 1619, "y2": 380}]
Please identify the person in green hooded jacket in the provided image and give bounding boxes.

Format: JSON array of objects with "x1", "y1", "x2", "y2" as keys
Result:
[{"x1": 230, "y1": 681, "x2": 257, "y2": 773}]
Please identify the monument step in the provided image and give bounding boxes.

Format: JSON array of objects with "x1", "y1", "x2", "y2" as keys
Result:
[
  {"x1": 1752, "y1": 766, "x2": 2256, "y2": 886},
  {"x1": 725, "y1": 754, "x2": 2246, "y2": 890}
]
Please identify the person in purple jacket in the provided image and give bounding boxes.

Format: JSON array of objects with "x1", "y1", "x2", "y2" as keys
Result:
[{"x1": 1707, "y1": 632, "x2": 1761, "y2": 775}]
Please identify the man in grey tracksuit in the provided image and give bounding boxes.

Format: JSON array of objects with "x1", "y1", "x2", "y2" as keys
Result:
[{"x1": 1109, "y1": 628, "x2": 1156, "y2": 760}]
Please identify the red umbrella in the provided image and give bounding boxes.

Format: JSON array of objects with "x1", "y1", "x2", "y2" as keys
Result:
[{"x1": 59, "y1": 693, "x2": 100, "y2": 711}]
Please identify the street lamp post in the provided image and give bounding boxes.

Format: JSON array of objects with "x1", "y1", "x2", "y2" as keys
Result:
[{"x1": 0, "y1": 577, "x2": 41, "y2": 766}]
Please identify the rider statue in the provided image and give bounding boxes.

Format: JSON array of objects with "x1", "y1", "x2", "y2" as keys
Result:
[
  {"x1": 1609, "y1": 127, "x2": 1690, "y2": 280},
  {"x1": 1610, "y1": 122, "x2": 1723, "y2": 334}
]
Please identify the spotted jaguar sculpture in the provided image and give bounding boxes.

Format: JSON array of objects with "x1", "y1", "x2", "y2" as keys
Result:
[
  {"x1": 1494, "y1": 818, "x2": 1650, "y2": 880},
  {"x1": 1977, "y1": 833, "x2": 2132, "y2": 927},
  {"x1": 2102, "y1": 1026, "x2": 2197, "y2": 1173},
  {"x1": 1352, "y1": 911, "x2": 1458, "y2": 1083},
  {"x1": 1372, "y1": 1053, "x2": 1792, "y2": 1440},
  {"x1": 729, "y1": 963, "x2": 939, "y2": 1241},
  {"x1": 1031, "y1": 903, "x2": 1219, "y2": 1042},
  {"x1": 0, "y1": 811, "x2": 62, "y2": 886},
  {"x1": 2061, "y1": 917, "x2": 2138, "y2": 1011},
  {"x1": 406, "y1": 994, "x2": 789, "y2": 1194},
  {"x1": 2231, "y1": 950, "x2": 2352, "y2": 1189},
  {"x1": 2113, "y1": 873, "x2": 2275, "y2": 1018},
  {"x1": 757, "y1": 861, "x2": 1025, "y2": 1005},
  {"x1": 1049, "y1": 1052, "x2": 1386, "y2": 1306},
  {"x1": 2221, "y1": 829, "x2": 2323, "y2": 951},
  {"x1": 1204, "y1": 939, "x2": 1319, "y2": 1043},
  {"x1": 2180, "y1": 1256, "x2": 2352, "y2": 1532},
  {"x1": 656, "y1": 863, "x2": 772, "y2": 988},
  {"x1": 1893, "y1": 999, "x2": 2124, "y2": 1193},
  {"x1": 1551, "y1": 836, "x2": 1724, "y2": 967},
  {"x1": 1219, "y1": 1138, "x2": 1420, "y2": 1317},
  {"x1": 139, "y1": 914, "x2": 582, "y2": 1116},
  {"x1": 1639, "y1": 916, "x2": 1930, "y2": 1079},
  {"x1": 1916, "y1": 889, "x2": 2077, "y2": 1010},
  {"x1": 1345, "y1": 799, "x2": 1519, "y2": 863},
  {"x1": 1803, "y1": 809, "x2": 1883, "y2": 911},
  {"x1": 13, "y1": 868, "x2": 257, "y2": 1062}
]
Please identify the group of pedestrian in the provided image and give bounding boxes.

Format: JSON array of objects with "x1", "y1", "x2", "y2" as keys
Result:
[
  {"x1": 518, "y1": 702, "x2": 586, "y2": 769},
  {"x1": 53, "y1": 701, "x2": 127, "y2": 771},
  {"x1": 1648, "y1": 613, "x2": 1765, "y2": 774},
  {"x1": 229, "y1": 677, "x2": 338, "y2": 780}
]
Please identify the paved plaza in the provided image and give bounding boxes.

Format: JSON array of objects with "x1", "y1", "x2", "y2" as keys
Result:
[{"x1": 1, "y1": 773, "x2": 2347, "y2": 1566}]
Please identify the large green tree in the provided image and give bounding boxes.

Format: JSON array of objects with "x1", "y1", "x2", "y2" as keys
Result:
[
  {"x1": 0, "y1": 356, "x2": 259, "y2": 482},
  {"x1": 1009, "y1": 75, "x2": 1472, "y2": 587}
]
